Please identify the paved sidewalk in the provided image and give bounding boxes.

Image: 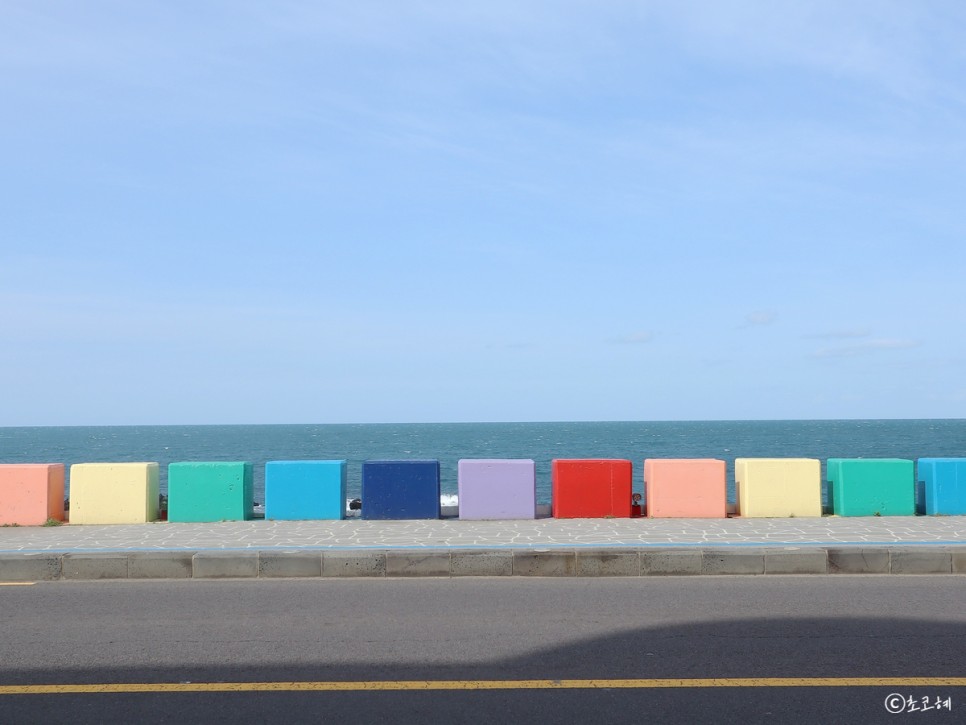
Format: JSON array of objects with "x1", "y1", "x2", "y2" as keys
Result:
[
  {"x1": 1, "y1": 516, "x2": 966, "y2": 553},
  {"x1": 1, "y1": 517, "x2": 964, "y2": 580}
]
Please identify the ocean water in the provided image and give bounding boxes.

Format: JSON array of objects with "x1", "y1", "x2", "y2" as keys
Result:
[{"x1": 1, "y1": 420, "x2": 964, "y2": 505}]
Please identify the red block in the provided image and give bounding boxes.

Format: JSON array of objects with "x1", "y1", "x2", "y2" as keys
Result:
[{"x1": 551, "y1": 459, "x2": 633, "y2": 518}]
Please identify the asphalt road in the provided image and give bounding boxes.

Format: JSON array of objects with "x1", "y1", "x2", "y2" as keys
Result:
[{"x1": 2, "y1": 576, "x2": 965, "y2": 724}]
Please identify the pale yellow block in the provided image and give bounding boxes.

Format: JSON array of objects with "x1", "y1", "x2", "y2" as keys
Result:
[
  {"x1": 69, "y1": 463, "x2": 159, "y2": 524},
  {"x1": 735, "y1": 458, "x2": 821, "y2": 518}
]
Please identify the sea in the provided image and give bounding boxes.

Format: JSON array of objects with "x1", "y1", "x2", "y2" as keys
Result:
[{"x1": 1, "y1": 420, "x2": 964, "y2": 506}]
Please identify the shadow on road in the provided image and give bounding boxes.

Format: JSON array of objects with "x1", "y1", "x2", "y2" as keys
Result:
[{"x1": 3, "y1": 615, "x2": 965, "y2": 724}]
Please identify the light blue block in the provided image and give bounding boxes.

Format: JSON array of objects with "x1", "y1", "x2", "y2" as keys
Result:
[
  {"x1": 265, "y1": 460, "x2": 347, "y2": 520},
  {"x1": 917, "y1": 458, "x2": 966, "y2": 516}
]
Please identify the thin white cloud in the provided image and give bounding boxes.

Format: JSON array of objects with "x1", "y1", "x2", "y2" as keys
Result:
[
  {"x1": 806, "y1": 328, "x2": 872, "y2": 340},
  {"x1": 609, "y1": 332, "x2": 653, "y2": 345},
  {"x1": 650, "y1": 1, "x2": 955, "y2": 102},
  {"x1": 486, "y1": 341, "x2": 536, "y2": 350},
  {"x1": 812, "y1": 338, "x2": 920, "y2": 358},
  {"x1": 741, "y1": 311, "x2": 776, "y2": 328}
]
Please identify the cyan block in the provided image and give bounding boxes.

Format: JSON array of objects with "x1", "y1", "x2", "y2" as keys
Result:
[
  {"x1": 167, "y1": 462, "x2": 253, "y2": 522},
  {"x1": 917, "y1": 458, "x2": 966, "y2": 516},
  {"x1": 458, "y1": 459, "x2": 536, "y2": 520},
  {"x1": 265, "y1": 460, "x2": 347, "y2": 520},
  {"x1": 362, "y1": 460, "x2": 440, "y2": 520},
  {"x1": 826, "y1": 458, "x2": 914, "y2": 517}
]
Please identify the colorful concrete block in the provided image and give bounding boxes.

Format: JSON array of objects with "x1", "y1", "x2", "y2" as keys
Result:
[
  {"x1": 551, "y1": 459, "x2": 632, "y2": 518},
  {"x1": 265, "y1": 460, "x2": 347, "y2": 520},
  {"x1": 68, "y1": 462, "x2": 159, "y2": 524},
  {"x1": 826, "y1": 458, "x2": 915, "y2": 517},
  {"x1": 362, "y1": 460, "x2": 440, "y2": 520},
  {"x1": 644, "y1": 459, "x2": 726, "y2": 518},
  {"x1": 458, "y1": 459, "x2": 536, "y2": 520},
  {"x1": 167, "y1": 462, "x2": 253, "y2": 522},
  {"x1": 735, "y1": 458, "x2": 822, "y2": 518},
  {"x1": 917, "y1": 458, "x2": 966, "y2": 516},
  {"x1": 0, "y1": 464, "x2": 65, "y2": 526}
]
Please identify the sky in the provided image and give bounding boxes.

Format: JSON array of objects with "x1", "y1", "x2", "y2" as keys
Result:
[{"x1": 2, "y1": 1, "x2": 965, "y2": 426}]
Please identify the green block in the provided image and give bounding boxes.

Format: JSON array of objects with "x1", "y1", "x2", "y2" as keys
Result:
[
  {"x1": 167, "y1": 462, "x2": 254, "y2": 522},
  {"x1": 826, "y1": 458, "x2": 914, "y2": 517}
]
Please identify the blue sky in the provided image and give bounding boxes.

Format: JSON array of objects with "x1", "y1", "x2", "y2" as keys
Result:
[{"x1": 2, "y1": 1, "x2": 965, "y2": 425}]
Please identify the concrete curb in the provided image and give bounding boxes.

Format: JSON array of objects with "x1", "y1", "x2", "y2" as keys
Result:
[{"x1": 2, "y1": 546, "x2": 966, "y2": 580}]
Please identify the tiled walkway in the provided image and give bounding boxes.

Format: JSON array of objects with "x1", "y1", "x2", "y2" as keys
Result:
[{"x1": 2, "y1": 515, "x2": 964, "y2": 553}]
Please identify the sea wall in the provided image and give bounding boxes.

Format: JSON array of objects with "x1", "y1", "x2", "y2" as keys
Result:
[{"x1": 2, "y1": 455, "x2": 966, "y2": 525}]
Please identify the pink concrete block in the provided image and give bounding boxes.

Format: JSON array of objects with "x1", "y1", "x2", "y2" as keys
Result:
[
  {"x1": 458, "y1": 459, "x2": 536, "y2": 520},
  {"x1": 644, "y1": 459, "x2": 726, "y2": 518},
  {"x1": 0, "y1": 464, "x2": 65, "y2": 526}
]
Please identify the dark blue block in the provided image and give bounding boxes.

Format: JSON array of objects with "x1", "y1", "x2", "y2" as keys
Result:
[{"x1": 361, "y1": 460, "x2": 441, "y2": 520}]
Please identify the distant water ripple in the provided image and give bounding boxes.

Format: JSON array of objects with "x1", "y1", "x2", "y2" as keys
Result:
[{"x1": 2, "y1": 420, "x2": 963, "y2": 505}]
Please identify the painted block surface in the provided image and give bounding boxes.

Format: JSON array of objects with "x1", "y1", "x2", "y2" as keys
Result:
[
  {"x1": 362, "y1": 460, "x2": 440, "y2": 520},
  {"x1": 917, "y1": 458, "x2": 966, "y2": 516},
  {"x1": 167, "y1": 462, "x2": 253, "y2": 522},
  {"x1": 551, "y1": 459, "x2": 632, "y2": 518},
  {"x1": 69, "y1": 463, "x2": 159, "y2": 524},
  {"x1": 458, "y1": 459, "x2": 536, "y2": 520},
  {"x1": 735, "y1": 458, "x2": 822, "y2": 517},
  {"x1": 644, "y1": 459, "x2": 726, "y2": 518},
  {"x1": 0, "y1": 464, "x2": 65, "y2": 526},
  {"x1": 265, "y1": 460, "x2": 347, "y2": 520},
  {"x1": 826, "y1": 458, "x2": 914, "y2": 517}
]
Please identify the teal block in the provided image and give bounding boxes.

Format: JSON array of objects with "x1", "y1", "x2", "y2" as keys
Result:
[
  {"x1": 167, "y1": 462, "x2": 254, "y2": 522},
  {"x1": 826, "y1": 458, "x2": 914, "y2": 517},
  {"x1": 265, "y1": 460, "x2": 347, "y2": 520}
]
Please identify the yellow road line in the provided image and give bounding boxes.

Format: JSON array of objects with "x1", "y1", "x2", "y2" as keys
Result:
[
  {"x1": 0, "y1": 582, "x2": 34, "y2": 586},
  {"x1": 2, "y1": 677, "x2": 966, "y2": 695}
]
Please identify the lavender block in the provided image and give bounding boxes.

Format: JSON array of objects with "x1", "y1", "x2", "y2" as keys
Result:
[{"x1": 458, "y1": 459, "x2": 536, "y2": 520}]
